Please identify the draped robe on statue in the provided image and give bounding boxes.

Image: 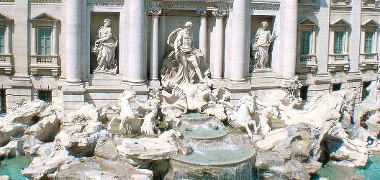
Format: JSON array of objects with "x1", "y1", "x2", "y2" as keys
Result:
[{"x1": 160, "y1": 28, "x2": 209, "y2": 87}]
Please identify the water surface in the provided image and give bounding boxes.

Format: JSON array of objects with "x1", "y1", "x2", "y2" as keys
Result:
[{"x1": 0, "y1": 156, "x2": 34, "y2": 180}]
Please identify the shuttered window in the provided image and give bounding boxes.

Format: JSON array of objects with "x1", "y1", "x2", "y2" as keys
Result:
[
  {"x1": 0, "y1": 27, "x2": 5, "y2": 54},
  {"x1": 300, "y1": 31, "x2": 312, "y2": 55},
  {"x1": 364, "y1": 31, "x2": 374, "y2": 54},
  {"x1": 334, "y1": 31, "x2": 345, "y2": 54},
  {"x1": 37, "y1": 27, "x2": 51, "y2": 55}
]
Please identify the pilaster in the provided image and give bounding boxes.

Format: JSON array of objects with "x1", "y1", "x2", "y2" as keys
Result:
[{"x1": 11, "y1": 0, "x2": 32, "y2": 106}]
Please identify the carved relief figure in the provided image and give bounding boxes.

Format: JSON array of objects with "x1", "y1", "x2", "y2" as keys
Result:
[
  {"x1": 93, "y1": 19, "x2": 118, "y2": 73},
  {"x1": 161, "y1": 22, "x2": 210, "y2": 87},
  {"x1": 251, "y1": 21, "x2": 276, "y2": 70}
]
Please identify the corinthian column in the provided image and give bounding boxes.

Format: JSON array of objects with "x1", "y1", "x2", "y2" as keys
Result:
[
  {"x1": 211, "y1": 10, "x2": 227, "y2": 79},
  {"x1": 229, "y1": 0, "x2": 250, "y2": 82},
  {"x1": 125, "y1": 0, "x2": 146, "y2": 85},
  {"x1": 148, "y1": 8, "x2": 162, "y2": 82},
  {"x1": 65, "y1": 0, "x2": 82, "y2": 83},
  {"x1": 281, "y1": 0, "x2": 298, "y2": 78},
  {"x1": 198, "y1": 10, "x2": 208, "y2": 58}
]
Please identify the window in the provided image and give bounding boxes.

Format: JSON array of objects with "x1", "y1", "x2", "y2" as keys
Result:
[
  {"x1": 300, "y1": 31, "x2": 312, "y2": 55},
  {"x1": 0, "y1": 89, "x2": 5, "y2": 114},
  {"x1": 332, "y1": 83, "x2": 342, "y2": 91},
  {"x1": 300, "y1": 86, "x2": 309, "y2": 101},
  {"x1": 364, "y1": 32, "x2": 375, "y2": 53},
  {"x1": 0, "y1": 26, "x2": 5, "y2": 54},
  {"x1": 38, "y1": 90, "x2": 52, "y2": 103},
  {"x1": 37, "y1": 27, "x2": 51, "y2": 55},
  {"x1": 334, "y1": 31, "x2": 345, "y2": 54}
]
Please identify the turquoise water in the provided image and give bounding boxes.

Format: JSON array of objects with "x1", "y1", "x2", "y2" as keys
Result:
[
  {"x1": 173, "y1": 148, "x2": 255, "y2": 166},
  {"x1": 312, "y1": 153, "x2": 380, "y2": 180},
  {"x1": 356, "y1": 153, "x2": 380, "y2": 180},
  {"x1": 182, "y1": 127, "x2": 227, "y2": 140},
  {"x1": 0, "y1": 156, "x2": 34, "y2": 180}
]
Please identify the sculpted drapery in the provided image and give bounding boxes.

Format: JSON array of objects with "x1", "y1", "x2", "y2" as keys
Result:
[
  {"x1": 161, "y1": 22, "x2": 209, "y2": 87},
  {"x1": 93, "y1": 19, "x2": 118, "y2": 73}
]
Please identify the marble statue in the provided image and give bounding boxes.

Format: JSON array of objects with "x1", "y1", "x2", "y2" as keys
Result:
[
  {"x1": 161, "y1": 82, "x2": 188, "y2": 126},
  {"x1": 251, "y1": 21, "x2": 276, "y2": 69},
  {"x1": 136, "y1": 89, "x2": 161, "y2": 135},
  {"x1": 224, "y1": 95, "x2": 259, "y2": 138},
  {"x1": 93, "y1": 19, "x2": 119, "y2": 73},
  {"x1": 107, "y1": 90, "x2": 140, "y2": 134},
  {"x1": 161, "y1": 22, "x2": 210, "y2": 87}
]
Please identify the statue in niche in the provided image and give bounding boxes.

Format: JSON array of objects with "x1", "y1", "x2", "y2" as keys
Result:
[
  {"x1": 251, "y1": 21, "x2": 276, "y2": 71},
  {"x1": 161, "y1": 21, "x2": 210, "y2": 87},
  {"x1": 93, "y1": 19, "x2": 118, "y2": 74}
]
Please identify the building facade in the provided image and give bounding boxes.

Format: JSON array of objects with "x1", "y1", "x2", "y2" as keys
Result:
[{"x1": 0, "y1": 0, "x2": 379, "y2": 114}]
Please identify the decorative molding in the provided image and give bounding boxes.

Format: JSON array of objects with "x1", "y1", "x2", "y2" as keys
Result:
[
  {"x1": 30, "y1": 55, "x2": 60, "y2": 77},
  {"x1": 296, "y1": 55, "x2": 318, "y2": 74},
  {"x1": 31, "y1": 13, "x2": 60, "y2": 26},
  {"x1": 251, "y1": 1, "x2": 280, "y2": 11},
  {"x1": 362, "y1": 0, "x2": 379, "y2": 7},
  {"x1": 147, "y1": 8, "x2": 163, "y2": 16},
  {"x1": 328, "y1": 54, "x2": 350, "y2": 72},
  {"x1": 0, "y1": 54, "x2": 12, "y2": 75},
  {"x1": 147, "y1": 0, "x2": 229, "y2": 11},
  {"x1": 330, "y1": 0, "x2": 352, "y2": 11},
  {"x1": 87, "y1": 0, "x2": 124, "y2": 7},
  {"x1": 30, "y1": 0, "x2": 61, "y2": 3},
  {"x1": 211, "y1": 9, "x2": 228, "y2": 17},
  {"x1": 196, "y1": 9, "x2": 210, "y2": 17},
  {"x1": 299, "y1": 0, "x2": 320, "y2": 11}
]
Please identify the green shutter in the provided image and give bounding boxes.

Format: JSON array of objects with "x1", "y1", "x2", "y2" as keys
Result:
[
  {"x1": 364, "y1": 32, "x2": 374, "y2": 54},
  {"x1": 37, "y1": 28, "x2": 52, "y2": 55},
  {"x1": 334, "y1": 31, "x2": 344, "y2": 54},
  {"x1": 301, "y1": 31, "x2": 312, "y2": 55},
  {"x1": 0, "y1": 27, "x2": 5, "y2": 54}
]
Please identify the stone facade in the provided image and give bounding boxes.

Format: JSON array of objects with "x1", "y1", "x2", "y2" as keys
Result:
[{"x1": 0, "y1": 0, "x2": 378, "y2": 114}]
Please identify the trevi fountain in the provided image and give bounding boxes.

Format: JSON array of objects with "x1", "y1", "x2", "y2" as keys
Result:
[{"x1": 0, "y1": 0, "x2": 379, "y2": 180}]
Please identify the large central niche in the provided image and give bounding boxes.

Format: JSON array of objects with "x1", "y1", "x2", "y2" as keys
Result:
[
  {"x1": 164, "y1": 10, "x2": 201, "y2": 54},
  {"x1": 90, "y1": 12, "x2": 120, "y2": 74}
]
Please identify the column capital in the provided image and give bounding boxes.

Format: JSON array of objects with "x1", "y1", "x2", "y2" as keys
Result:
[
  {"x1": 197, "y1": 9, "x2": 210, "y2": 17},
  {"x1": 212, "y1": 9, "x2": 228, "y2": 17},
  {"x1": 147, "y1": 8, "x2": 166, "y2": 16}
]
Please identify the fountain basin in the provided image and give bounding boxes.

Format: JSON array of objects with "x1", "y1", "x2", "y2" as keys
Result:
[
  {"x1": 166, "y1": 148, "x2": 256, "y2": 180},
  {"x1": 180, "y1": 112, "x2": 209, "y2": 122},
  {"x1": 182, "y1": 127, "x2": 227, "y2": 140}
]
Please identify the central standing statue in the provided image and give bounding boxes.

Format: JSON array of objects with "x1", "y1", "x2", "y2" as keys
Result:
[
  {"x1": 251, "y1": 21, "x2": 275, "y2": 70},
  {"x1": 161, "y1": 22, "x2": 209, "y2": 87},
  {"x1": 93, "y1": 19, "x2": 118, "y2": 73}
]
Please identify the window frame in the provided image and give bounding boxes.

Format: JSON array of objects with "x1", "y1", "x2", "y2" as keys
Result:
[
  {"x1": 297, "y1": 17, "x2": 318, "y2": 60},
  {"x1": 334, "y1": 31, "x2": 345, "y2": 54},
  {"x1": 0, "y1": 26, "x2": 5, "y2": 54},
  {"x1": 329, "y1": 19, "x2": 351, "y2": 56},
  {"x1": 31, "y1": 13, "x2": 60, "y2": 57},
  {"x1": 361, "y1": 20, "x2": 379, "y2": 55},
  {"x1": 36, "y1": 27, "x2": 52, "y2": 56}
]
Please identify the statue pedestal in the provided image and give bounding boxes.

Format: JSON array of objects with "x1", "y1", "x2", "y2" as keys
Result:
[
  {"x1": 89, "y1": 73, "x2": 123, "y2": 87},
  {"x1": 250, "y1": 69, "x2": 282, "y2": 89},
  {"x1": 148, "y1": 79, "x2": 161, "y2": 88}
]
